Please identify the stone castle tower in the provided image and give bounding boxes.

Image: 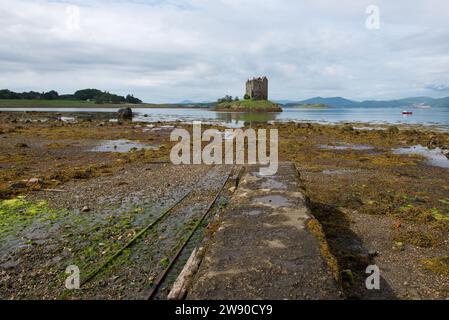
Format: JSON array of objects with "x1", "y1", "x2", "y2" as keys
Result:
[{"x1": 245, "y1": 76, "x2": 268, "y2": 100}]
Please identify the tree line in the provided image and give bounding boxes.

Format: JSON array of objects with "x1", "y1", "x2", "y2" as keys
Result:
[
  {"x1": 217, "y1": 95, "x2": 239, "y2": 103},
  {"x1": 0, "y1": 88, "x2": 142, "y2": 104}
]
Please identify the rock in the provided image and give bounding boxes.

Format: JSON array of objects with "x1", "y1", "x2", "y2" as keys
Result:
[
  {"x1": 117, "y1": 107, "x2": 133, "y2": 120},
  {"x1": 28, "y1": 177, "x2": 43, "y2": 185},
  {"x1": 368, "y1": 250, "x2": 379, "y2": 257},
  {"x1": 388, "y1": 126, "x2": 400, "y2": 134},
  {"x1": 341, "y1": 124, "x2": 354, "y2": 133},
  {"x1": 81, "y1": 206, "x2": 91, "y2": 213},
  {"x1": 228, "y1": 186, "x2": 236, "y2": 193},
  {"x1": 442, "y1": 149, "x2": 449, "y2": 160},
  {"x1": 394, "y1": 241, "x2": 405, "y2": 251},
  {"x1": 8, "y1": 182, "x2": 27, "y2": 190},
  {"x1": 427, "y1": 138, "x2": 440, "y2": 148},
  {"x1": 341, "y1": 269, "x2": 354, "y2": 284},
  {"x1": 0, "y1": 260, "x2": 20, "y2": 269},
  {"x1": 15, "y1": 142, "x2": 28, "y2": 148},
  {"x1": 52, "y1": 256, "x2": 63, "y2": 264},
  {"x1": 62, "y1": 247, "x2": 72, "y2": 257}
]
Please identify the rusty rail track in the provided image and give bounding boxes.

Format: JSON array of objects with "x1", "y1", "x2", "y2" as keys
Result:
[
  {"x1": 80, "y1": 165, "x2": 236, "y2": 293},
  {"x1": 144, "y1": 166, "x2": 238, "y2": 300},
  {"x1": 80, "y1": 189, "x2": 193, "y2": 287}
]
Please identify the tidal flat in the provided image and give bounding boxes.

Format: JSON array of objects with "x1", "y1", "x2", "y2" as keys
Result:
[{"x1": 0, "y1": 111, "x2": 448, "y2": 299}]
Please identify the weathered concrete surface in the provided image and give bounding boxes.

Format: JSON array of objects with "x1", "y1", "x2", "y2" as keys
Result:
[{"x1": 188, "y1": 162, "x2": 342, "y2": 300}]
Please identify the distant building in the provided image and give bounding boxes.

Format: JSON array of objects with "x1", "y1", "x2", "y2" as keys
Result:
[{"x1": 245, "y1": 76, "x2": 268, "y2": 100}]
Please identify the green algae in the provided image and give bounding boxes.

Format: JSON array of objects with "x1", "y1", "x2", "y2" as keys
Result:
[
  {"x1": 0, "y1": 196, "x2": 63, "y2": 237},
  {"x1": 421, "y1": 256, "x2": 449, "y2": 276}
]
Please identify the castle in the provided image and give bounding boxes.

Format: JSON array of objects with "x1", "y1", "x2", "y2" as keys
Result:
[{"x1": 245, "y1": 76, "x2": 268, "y2": 100}]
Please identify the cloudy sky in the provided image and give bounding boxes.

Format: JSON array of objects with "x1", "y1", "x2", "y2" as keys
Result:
[{"x1": 1, "y1": 0, "x2": 449, "y2": 102}]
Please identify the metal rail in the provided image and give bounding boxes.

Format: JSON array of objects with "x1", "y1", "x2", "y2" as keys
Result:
[
  {"x1": 80, "y1": 190, "x2": 193, "y2": 287},
  {"x1": 145, "y1": 166, "x2": 238, "y2": 300}
]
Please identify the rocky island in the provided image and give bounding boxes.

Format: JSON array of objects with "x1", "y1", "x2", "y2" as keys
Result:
[
  {"x1": 214, "y1": 99, "x2": 283, "y2": 112},
  {"x1": 213, "y1": 76, "x2": 283, "y2": 112}
]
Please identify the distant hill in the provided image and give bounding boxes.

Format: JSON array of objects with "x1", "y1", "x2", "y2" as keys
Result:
[
  {"x1": 177, "y1": 100, "x2": 215, "y2": 107},
  {"x1": 432, "y1": 96, "x2": 449, "y2": 108},
  {"x1": 178, "y1": 100, "x2": 196, "y2": 104},
  {"x1": 295, "y1": 97, "x2": 358, "y2": 107},
  {"x1": 273, "y1": 99, "x2": 298, "y2": 104},
  {"x1": 283, "y1": 96, "x2": 449, "y2": 108}
]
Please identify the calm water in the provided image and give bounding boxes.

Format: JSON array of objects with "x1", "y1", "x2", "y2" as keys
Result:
[
  {"x1": 1, "y1": 106, "x2": 448, "y2": 128},
  {"x1": 393, "y1": 145, "x2": 449, "y2": 169}
]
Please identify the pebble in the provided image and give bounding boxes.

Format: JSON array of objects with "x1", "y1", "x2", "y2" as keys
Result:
[
  {"x1": 0, "y1": 260, "x2": 20, "y2": 269},
  {"x1": 81, "y1": 206, "x2": 91, "y2": 212},
  {"x1": 28, "y1": 177, "x2": 43, "y2": 185},
  {"x1": 368, "y1": 250, "x2": 379, "y2": 257}
]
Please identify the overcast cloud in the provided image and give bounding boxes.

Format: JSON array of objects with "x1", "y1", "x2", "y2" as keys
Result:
[{"x1": 1, "y1": 0, "x2": 449, "y2": 102}]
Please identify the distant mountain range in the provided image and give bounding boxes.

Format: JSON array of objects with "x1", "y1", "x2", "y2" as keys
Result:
[
  {"x1": 282, "y1": 96, "x2": 449, "y2": 108},
  {"x1": 179, "y1": 96, "x2": 449, "y2": 108}
]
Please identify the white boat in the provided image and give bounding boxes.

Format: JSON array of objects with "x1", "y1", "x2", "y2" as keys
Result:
[{"x1": 413, "y1": 103, "x2": 431, "y2": 109}]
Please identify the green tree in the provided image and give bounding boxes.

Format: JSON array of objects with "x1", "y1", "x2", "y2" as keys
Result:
[
  {"x1": 42, "y1": 90, "x2": 59, "y2": 100},
  {"x1": 125, "y1": 94, "x2": 142, "y2": 104},
  {"x1": 217, "y1": 95, "x2": 234, "y2": 103},
  {"x1": 74, "y1": 89, "x2": 103, "y2": 100}
]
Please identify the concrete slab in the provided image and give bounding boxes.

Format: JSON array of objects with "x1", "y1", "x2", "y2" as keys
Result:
[{"x1": 187, "y1": 162, "x2": 342, "y2": 300}]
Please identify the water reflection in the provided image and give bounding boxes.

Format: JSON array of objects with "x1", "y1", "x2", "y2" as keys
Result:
[
  {"x1": 215, "y1": 111, "x2": 281, "y2": 126},
  {"x1": 1, "y1": 106, "x2": 448, "y2": 127},
  {"x1": 393, "y1": 145, "x2": 449, "y2": 168},
  {"x1": 91, "y1": 139, "x2": 158, "y2": 153}
]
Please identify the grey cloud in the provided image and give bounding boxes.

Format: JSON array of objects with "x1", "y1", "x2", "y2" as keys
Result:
[
  {"x1": 425, "y1": 84, "x2": 449, "y2": 92},
  {"x1": 1, "y1": 0, "x2": 449, "y2": 102}
]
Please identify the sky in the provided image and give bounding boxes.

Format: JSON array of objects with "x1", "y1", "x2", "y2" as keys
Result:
[{"x1": 1, "y1": 0, "x2": 449, "y2": 103}]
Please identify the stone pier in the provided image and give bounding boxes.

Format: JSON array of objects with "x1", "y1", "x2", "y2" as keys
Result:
[{"x1": 188, "y1": 162, "x2": 341, "y2": 299}]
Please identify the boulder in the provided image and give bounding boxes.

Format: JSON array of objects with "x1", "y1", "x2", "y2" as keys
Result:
[
  {"x1": 341, "y1": 124, "x2": 354, "y2": 133},
  {"x1": 388, "y1": 126, "x2": 400, "y2": 134},
  {"x1": 442, "y1": 149, "x2": 449, "y2": 160},
  {"x1": 117, "y1": 107, "x2": 133, "y2": 120}
]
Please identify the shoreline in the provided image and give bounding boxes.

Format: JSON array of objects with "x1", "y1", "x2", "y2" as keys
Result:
[
  {"x1": 0, "y1": 104, "x2": 209, "y2": 109},
  {"x1": 0, "y1": 110, "x2": 448, "y2": 132}
]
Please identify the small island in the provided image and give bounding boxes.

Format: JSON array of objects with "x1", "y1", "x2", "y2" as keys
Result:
[
  {"x1": 215, "y1": 99, "x2": 283, "y2": 112},
  {"x1": 214, "y1": 76, "x2": 283, "y2": 112}
]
